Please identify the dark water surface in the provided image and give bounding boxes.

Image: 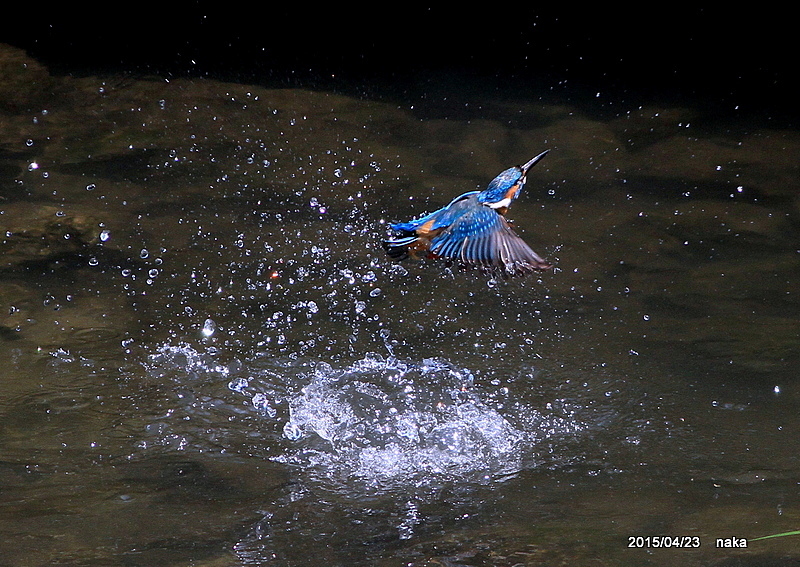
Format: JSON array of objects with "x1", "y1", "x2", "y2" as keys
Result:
[{"x1": 1, "y1": 43, "x2": 799, "y2": 566}]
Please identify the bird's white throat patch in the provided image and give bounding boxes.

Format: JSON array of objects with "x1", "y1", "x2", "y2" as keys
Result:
[{"x1": 486, "y1": 197, "x2": 512, "y2": 209}]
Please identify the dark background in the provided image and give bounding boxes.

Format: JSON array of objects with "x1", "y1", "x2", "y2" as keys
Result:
[{"x1": 1, "y1": 7, "x2": 795, "y2": 116}]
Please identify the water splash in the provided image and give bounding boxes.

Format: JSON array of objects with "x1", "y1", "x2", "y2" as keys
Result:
[
  {"x1": 275, "y1": 354, "x2": 581, "y2": 487},
  {"x1": 142, "y1": 343, "x2": 590, "y2": 490}
]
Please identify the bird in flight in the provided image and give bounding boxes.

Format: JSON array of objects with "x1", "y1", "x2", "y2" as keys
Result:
[{"x1": 382, "y1": 150, "x2": 552, "y2": 277}]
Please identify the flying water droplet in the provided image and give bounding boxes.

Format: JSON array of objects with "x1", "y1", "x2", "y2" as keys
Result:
[
  {"x1": 202, "y1": 318, "x2": 216, "y2": 337},
  {"x1": 251, "y1": 392, "x2": 276, "y2": 417},
  {"x1": 283, "y1": 421, "x2": 303, "y2": 440},
  {"x1": 228, "y1": 377, "x2": 249, "y2": 393}
]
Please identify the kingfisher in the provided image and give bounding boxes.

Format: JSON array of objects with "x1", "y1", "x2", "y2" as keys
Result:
[{"x1": 382, "y1": 150, "x2": 552, "y2": 276}]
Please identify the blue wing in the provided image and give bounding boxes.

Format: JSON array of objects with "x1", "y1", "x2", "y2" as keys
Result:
[
  {"x1": 383, "y1": 192, "x2": 480, "y2": 258},
  {"x1": 388, "y1": 191, "x2": 480, "y2": 233},
  {"x1": 388, "y1": 209, "x2": 442, "y2": 233},
  {"x1": 429, "y1": 197, "x2": 551, "y2": 275}
]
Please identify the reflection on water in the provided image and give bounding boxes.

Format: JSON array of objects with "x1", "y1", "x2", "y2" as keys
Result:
[{"x1": 1, "y1": 42, "x2": 800, "y2": 565}]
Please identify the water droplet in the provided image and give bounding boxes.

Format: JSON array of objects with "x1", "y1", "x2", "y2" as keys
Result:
[
  {"x1": 283, "y1": 421, "x2": 303, "y2": 440},
  {"x1": 202, "y1": 318, "x2": 216, "y2": 337},
  {"x1": 139, "y1": 248, "x2": 149, "y2": 259},
  {"x1": 251, "y1": 393, "x2": 276, "y2": 417},
  {"x1": 99, "y1": 230, "x2": 111, "y2": 242},
  {"x1": 85, "y1": 183, "x2": 96, "y2": 191},
  {"x1": 228, "y1": 377, "x2": 249, "y2": 392}
]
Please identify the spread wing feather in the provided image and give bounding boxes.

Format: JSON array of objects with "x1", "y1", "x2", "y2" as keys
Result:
[{"x1": 429, "y1": 196, "x2": 550, "y2": 275}]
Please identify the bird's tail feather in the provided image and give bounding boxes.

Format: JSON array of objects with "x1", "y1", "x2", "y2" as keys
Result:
[{"x1": 382, "y1": 234, "x2": 418, "y2": 259}]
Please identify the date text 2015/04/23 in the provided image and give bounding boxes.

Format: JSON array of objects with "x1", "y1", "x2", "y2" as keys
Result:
[{"x1": 628, "y1": 536, "x2": 701, "y2": 548}]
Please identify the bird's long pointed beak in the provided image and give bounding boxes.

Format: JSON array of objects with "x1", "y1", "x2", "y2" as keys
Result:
[{"x1": 521, "y1": 149, "x2": 550, "y2": 173}]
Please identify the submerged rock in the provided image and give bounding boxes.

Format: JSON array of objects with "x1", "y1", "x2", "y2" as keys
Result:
[
  {"x1": 0, "y1": 44, "x2": 61, "y2": 112},
  {"x1": 0, "y1": 202, "x2": 102, "y2": 267}
]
